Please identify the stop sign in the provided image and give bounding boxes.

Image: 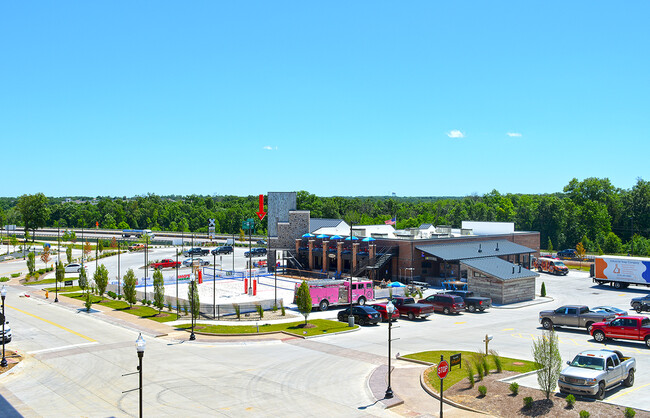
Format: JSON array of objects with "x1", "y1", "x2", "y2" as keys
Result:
[{"x1": 437, "y1": 360, "x2": 449, "y2": 379}]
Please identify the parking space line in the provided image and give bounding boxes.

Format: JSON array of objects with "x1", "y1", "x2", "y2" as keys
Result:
[
  {"x1": 7, "y1": 304, "x2": 96, "y2": 342},
  {"x1": 454, "y1": 322, "x2": 466, "y2": 325},
  {"x1": 501, "y1": 328, "x2": 514, "y2": 331},
  {"x1": 607, "y1": 382, "x2": 650, "y2": 401},
  {"x1": 28, "y1": 342, "x2": 99, "y2": 354}
]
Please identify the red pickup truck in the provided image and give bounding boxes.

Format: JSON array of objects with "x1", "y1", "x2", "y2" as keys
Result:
[
  {"x1": 150, "y1": 259, "x2": 181, "y2": 270},
  {"x1": 390, "y1": 297, "x2": 434, "y2": 320},
  {"x1": 590, "y1": 316, "x2": 650, "y2": 348}
]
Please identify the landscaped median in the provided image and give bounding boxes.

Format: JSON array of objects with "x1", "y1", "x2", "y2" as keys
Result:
[
  {"x1": 62, "y1": 293, "x2": 179, "y2": 323},
  {"x1": 176, "y1": 319, "x2": 358, "y2": 337}
]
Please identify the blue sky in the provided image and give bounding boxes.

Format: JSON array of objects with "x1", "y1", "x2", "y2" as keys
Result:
[{"x1": 2, "y1": 1, "x2": 648, "y2": 198}]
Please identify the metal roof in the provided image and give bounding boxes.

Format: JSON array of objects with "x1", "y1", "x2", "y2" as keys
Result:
[
  {"x1": 416, "y1": 240, "x2": 535, "y2": 261},
  {"x1": 461, "y1": 257, "x2": 539, "y2": 281},
  {"x1": 419, "y1": 223, "x2": 434, "y2": 229},
  {"x1": 309, "y1": 218, "x2": 347, "y2": 233}
]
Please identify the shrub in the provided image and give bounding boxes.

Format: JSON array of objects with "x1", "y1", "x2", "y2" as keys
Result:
[
  {"x1": 465, "y1": 361, "x2": 475, "y2": 388},
  {"x1": 565, "y1": 394, "x2": 576, "y2": 409},
  {"x1": 625, "y1": 408, "x2": 636, "y2": 418},
  {"x1": 167, "y1": 304, "x2": 172, "y2": 312},
  {"x1": 541, "y1": 282, "x2": 546, "y2": 297},
  {"x1": 281, "y1": 301, "x2": 286, "y2": 316},
  {"x1": 478, "y1": 385, "x2": 487, "y2": 397},
  {"x1": 272, "y1": 304, "x2": 278, "y2": 312},
  {"x1": 37, "y1": 268, "x2": 45, "y2": 274},
  {"x1": 234, "y1": 304, "x2": 241, "y2": 319},
  {"x1": 523, "y1": 397, "x2": 533, "y2": 409},
  {"x1": 490, "y1": 349, "x2": 503, "y2": 373},
  {"x1": 579, "y1": 411, "x2": 590, "y2": 418},
  {"x1": 107, "y1": 291, "x2": 117, "y2": 299},
  {"x1": 11, "y1": 273, "x2": 20, "y2": 278},
  {"x1": 257, "y1": 304, "x2": 264, "y2": 319},
  {"x1": 0, "y1": 277, "x2": 8, "y2": 282},
  {"x1": 84, "y1": 291, "x2": 93, "y2": 312},
  {"x1": 509, "y1": 382, "x2": 519, "y2": 395},
  {"x1": 481, "y1": 355, "x2": 489, "y2": 376}
]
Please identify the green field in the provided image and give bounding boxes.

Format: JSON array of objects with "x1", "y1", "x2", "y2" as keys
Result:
[
  {"x1": 65, "y1": 293, "x2": 178, "y2": 323},
  {"x1": 403, "y1": 350, "x2": 540, "y2": 391},
  {"x1": 177, "y1": 319, "x2": 357, "y2": 336}
]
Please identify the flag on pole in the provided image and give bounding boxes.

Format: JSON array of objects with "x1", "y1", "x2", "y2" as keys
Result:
[{"x1": 385, "y1": 216, "x2": 396, "y2": 225}]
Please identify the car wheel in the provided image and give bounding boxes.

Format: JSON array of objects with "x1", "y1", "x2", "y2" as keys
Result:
[
  {"x1": 319, "y1": 300, "x2": 329, "y2": 312},
  {"x1": 596, "y1": 280, "x2": 605, "y2": 285},
  {"x1": 359, "y1": 317, "x2": 366, "y2": 326},
  {"x1": 635, "y1": 305, "x2": 643, "y2": 314},
  {"x1": 408, "y1": 312, "x2": 415, "y2": 320},
  {"x1": 479, "y1": 307, "x2": 485, "y2": 312},
  {"x1": 595, "y1": 382, "x2": 606, "y2": 400},
  {"x1": 542, "y1": 318, "x2": 553, "y2": 330},
  {"x1": 468, "y1": 305, "x2": 476, "y2": 313},
  {"x1": 624, "y1": 369, "x2": 635, "y2": 387},
  {"x1": 358, "y1": 296, "x2": 366, "y2": 305},
  {"x1": 594, "y1": 330, "x2": 606, "y2": 343},
  {"x1": 613, "y1": 282, "x2": 622, "y2": 289},
  {"x1": 585, "y1": 322, "x2": 594, "y2": 331},
  {"x1": 645, "y1": 337, "x2": 650, "y2": 348},
  {"x1": 443, "y1": 307, "x2": 450, "y2": 315}
]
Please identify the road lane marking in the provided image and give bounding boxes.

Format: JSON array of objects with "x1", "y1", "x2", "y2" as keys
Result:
[
  {"x1": 7, "y1": 304, "x2": 96, "y2": 342},
  {"x1": 501, "y1": 328, "x2": 514, "y2": 331},
  {"x1": 28, "y1": 341, "x2": 99, "y2": 354},
  {"x1": 454, "y1": 322, "x2": 466, "y2": 325},
  {"x1": 607, "y1": 382, "x2": 650, "y2": 400}
]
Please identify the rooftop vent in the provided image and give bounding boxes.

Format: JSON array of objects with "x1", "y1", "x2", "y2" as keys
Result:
[
  {"x1": 478, "y1": 244, "x2": 482, "y2": 253},
  {"x1": 495, "y1": 242, "x2": 500, "y2": 251}
]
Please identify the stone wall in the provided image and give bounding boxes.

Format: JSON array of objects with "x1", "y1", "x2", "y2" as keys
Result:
[{"x1": 268, "y1": 192, "x2": 297, "y2": 238}]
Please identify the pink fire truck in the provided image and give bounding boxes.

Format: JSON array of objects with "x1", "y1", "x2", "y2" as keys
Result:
[{"x1": 294, "y1": 279, "x2": 375, "y2": 311}]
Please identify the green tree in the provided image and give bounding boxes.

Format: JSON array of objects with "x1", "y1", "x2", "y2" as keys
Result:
[
  {"x1": 78, "y1": 266, "x2": 88, "y2": 291},
  {"x1": 546, "y1": 237, "x2": 553, "y2": 252},
  {"x1": 62, "y1": 230, "x2": 77, "y2": 243},
  {"x1": 532, "y1": 330, "x2": 562, "y2": 399},
  {"x1": 576, "y1": 242, "x2": 586, "y2": 268},
  {"x1": 84, "y1": 291, "x2": 93, "y2": 312},
  {"x1": 296, "y1": 280, "x2": 312, "y2": 325},
  {"x1": 10, "y1": 235, "x2": 18, "y2": 254},
  {"x1": 103, "y1": 213, "x2": 117, "y2": 229},
  {"x1": 153, "y1": 269, "x2": 165, "y2": 313},
  {"x1": 188, "y1": 280, "x2": 200, "y2": 318},
  {"x1": 93, "y1": 264, "x2": 109, "y2": 296},
  {"x1": 117, "y1": 220, "x2": 130, "y2": 230},
  {"x1": 83, "y1": 241, "x2": 92, "y2": 261},
  {"x1": 16, "y1": 193, "x2": 50, "y2": 242},
  {"x1": 27, "y1": 251, "x2": 36, "y2": 275},
  {"x1": 66, "y1": 244, "x2": 73, "y2": 264},
  {"x1": 123, "y1": 269, "x2": 137, "y2": 307},
  {"x1": 603, "y1": 232, "x2": 623, "y2": 254},
  {"x1": 98, "y1": 240, "x2": 104, "y2": 254},
  {"x1": 56, "y1": 261, "x2": 64, "y2": 287}
]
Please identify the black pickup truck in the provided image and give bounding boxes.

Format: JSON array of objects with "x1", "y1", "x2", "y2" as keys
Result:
[
  {"x1": 183, "y1": 247, "x2": 209, "y2": 257},
  {"x1": 446, "y1": 290, "x2": 492, "y2": 312}
]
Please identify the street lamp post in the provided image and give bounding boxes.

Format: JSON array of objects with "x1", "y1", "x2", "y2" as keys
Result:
[
  {"x1": 1, "y1": 286, "x2": 7, "y2": 368},
  {"x1": 118, "y1": 240, "x2": 121, "y2": 297},
  {"x1": 213, "y1": 252, "x2": 216, "y2": 319},
  {"x1": 144, "y1": 235, "x2": 149, "y2": 301},
  {"x1": 135, "y1": 333, "x2": 145, "y2": 418},
  {"x1": 385, "y1": 300, "x2": 395, "y2": 399},
  {"x1": 55, "y1": 226, "x2": 60, "y2": 303},
  {"x1": 349, "y1": 222, "x2": 354, "y2": 310},
  {"x1": 189, "y1": 274, "x2": 196, "y2": 341}
]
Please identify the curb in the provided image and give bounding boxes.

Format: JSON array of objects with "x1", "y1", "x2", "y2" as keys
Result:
[
  {"x1": 419, "y1": 366, "x2": 491, "y2": 415},
  {"x1": 180, "y1": 327, "x2": 359, "y2": 339},
  {"x1": 492, "y1": 296, "x2": 554, "y2": 310},
  {"x1": 499, "y1": 369, "x2": 540, "y2": 383},
  {"x1": 396, "y1": 355, "x2": 434, "y2": 366}
]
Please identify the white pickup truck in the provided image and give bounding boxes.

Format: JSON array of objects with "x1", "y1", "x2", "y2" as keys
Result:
[{"x1": 558, "y1": 349, "x2": 635, "y2": 400}]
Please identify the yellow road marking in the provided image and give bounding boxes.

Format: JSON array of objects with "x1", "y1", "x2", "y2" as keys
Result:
[
  {"x1": 454, "y1": 322, "x2": 466, "y2": 325},
  {"x1": 618, "y1": 294, "x2": 626, "y2": 297},
  {"x1": 608, "y1": 382, "x2": 650, "y2": 400},
  {"x1": 7, "y1": 304, "x2": 96, "y2": 342},
  {"x1": 502, "y1": 328, "x2": 514, "y2": 331}
]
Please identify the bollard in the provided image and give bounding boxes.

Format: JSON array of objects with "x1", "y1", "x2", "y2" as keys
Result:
[
  {"x1": 348, "y1": 315, "x2": 354, "y2": 327},
  {"x1": 45, "y1": 290, "x2": 49, "y2": 299}
]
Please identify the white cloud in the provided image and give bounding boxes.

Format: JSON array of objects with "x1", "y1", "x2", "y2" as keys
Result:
[
  {"x1": 447, "y1": 130, "x2": 464, "y2": 138},
  {"x1": 506, "y1": 132, "x2": 522, "y2": 137},
  {"x1": 263, "y1": 145, "x2": 273, "y2": 150}
]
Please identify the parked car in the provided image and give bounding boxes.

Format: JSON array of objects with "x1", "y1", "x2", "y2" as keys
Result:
[
  {"x1": 558, "y1": 349, "x2": 635, "y2": 400},
  {"x1": 245, "y1": 247, "x2": 267, "y2": 257},
  {"x1": 183, "y1": 247, "x2": 209, "y2": 257},
  {"x1": 539, "y1": 305, "x2": 616, "y2": 331},
  {"x1": 534, "y1": 257, "x2": 569, "y2": 275},
  {"x1": 64, "y1": 263, "x2": 82, "y2": 273},
  {"x1": 445, "y1": 290, "x2": 491, "y2": 313},
  {"x1": 419, "y1": 294, "x2": 465, "y2": 315},
  {"x1": 337, "y1": 306, "x2": 381, "y2": 325},
  {"x1": 182, "y1": 258, "x2": 210, "y2": 267},
  {"x1": 557, "y1": 249, "x2": 578, "y2": 259},
  {"x1": 631, "y1": 295, "x2": 650, "y2": 313},
  {"x1": 150, "y1": 259, "x2": 181, "y2": 270},
  {"x1": 1, "y1": 320, "x2": 11, "y2": 343},
  {"x1": 390, "y1": 297, "x2": 434, "y2": 320},
  {"x1": 211, "y1": 246, "x2": 234, "y2": 255},
  {"x1": 590, "y1": 316, "x2": 650, "y2": 348},
  {"x1": 593, "y1": 306, "x2": 627, "y2": 317},
  {"x1": 370, "y1": 303, "x2": 400, "y2": 322},
  {"x1": 128, "y1": 243, "x2": 146, "y2": 252},
  {"x1": 257, "y1": 240, "x2": 267, "y2": 245}
]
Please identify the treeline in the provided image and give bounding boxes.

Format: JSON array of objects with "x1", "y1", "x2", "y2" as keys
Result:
[{"x1": 1, "y1": 177, "x2": 649, "y2": 255}]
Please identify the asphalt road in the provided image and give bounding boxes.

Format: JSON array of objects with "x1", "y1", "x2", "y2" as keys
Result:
[{"x1": 2, "y1": 258, "x2": 650, "y2": 416}]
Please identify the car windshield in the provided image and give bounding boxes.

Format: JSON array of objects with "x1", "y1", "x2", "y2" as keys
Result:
[
  {"x1": 554, "y1": 262, "x2": 566, "y2": 267},
  {"x1": 570, "y1": 355, "x2": 604, "y2": 370}
]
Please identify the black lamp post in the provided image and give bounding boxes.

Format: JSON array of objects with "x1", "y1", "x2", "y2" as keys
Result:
[
  {"x1": 1, "y1": 285, "x2": 7, "y2": 368},
  {"x1": 385, "y1": 299, "x2": 395, "y2": 399},
  {"x1": 349, "y1": 222, "x2": 354, "y2": 309},
  {"x1": 213, "y1": 252, "x2": 216, "y2": 318},
  {"x1": 55, "y1": 226, "x2": 60, "y2": 303},
  {"x1": 189, "y1": 273, "x2": 196, "y2": 341},
  {"x1": 117, "y1": 240, "x2": 121, "y2": 297},
  {"x1": 135, "y1": 333, "x2": 145, "y2": 418}
]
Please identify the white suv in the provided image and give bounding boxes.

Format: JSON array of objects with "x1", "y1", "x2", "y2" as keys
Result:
[{"x1": 1, "y1": 320, "x2": 11, "y2": 343}]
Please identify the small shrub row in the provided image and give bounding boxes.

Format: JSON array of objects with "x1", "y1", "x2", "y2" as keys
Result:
[
  {"x1": 11, "y1": 273, "x2": 20, "y2": 278},
  {"x1": 0, "y1": 277, "x2": 9, "y2": 282}
]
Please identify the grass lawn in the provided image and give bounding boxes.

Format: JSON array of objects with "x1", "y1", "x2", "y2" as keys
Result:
[
  {"x1": 64, "y1": 293, "x2": 178, "y2": 323},
  {"x1": 177, "y1": 318, "x2": 357, "y2": 336},
  {"x1": 44, "y1": 285, "x2": 83, "y2": 293},
  {"x1": 403, "y1": 350, "x2": 540, "y2": 391},
  {"x1": 23, "y1": 278, "x2": 57, "y2": 285}
]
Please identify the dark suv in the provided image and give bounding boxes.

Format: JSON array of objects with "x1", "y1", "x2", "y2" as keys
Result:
[
  {"x1": 211, "y1": 246, "x2": 234, "y2": 255},
  {"x1": 556, "y1": 249, "x2": 577, "y2": 259},
  {"x1": 245, "y1": 247, "x2": 267, "y2": 257},
  {"x1": 419, "y1": 294, "x2": 465, "y2": 314}
]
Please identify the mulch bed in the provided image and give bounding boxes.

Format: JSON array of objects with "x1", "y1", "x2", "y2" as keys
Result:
[
  {"x1": 0, "y1": 350, "x2": 23, "y2": 375},
  {"x1": 426, "y1": 368, "x2": 649, "y2": 417}
]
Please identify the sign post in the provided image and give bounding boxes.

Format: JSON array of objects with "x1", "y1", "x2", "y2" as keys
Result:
[
  {"x1": 437, "y1": 356, "x2": 449, "y2": 418},
  {"x1": 208, "y1": 219, "x2": 216, "y2": 240}
]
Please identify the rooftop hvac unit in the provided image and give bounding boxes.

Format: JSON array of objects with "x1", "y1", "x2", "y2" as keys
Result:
[{"x1": 461, "y1": 228, "x2": 473, "y2": 235}]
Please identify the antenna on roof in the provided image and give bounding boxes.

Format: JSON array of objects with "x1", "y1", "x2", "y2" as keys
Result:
[
  {"x1": 496, "y1": 242, "x2": 500, "y2": 251},
  {"x1": 512, "y1": 266, "x2": 515, "y2": 274},
  {"x1": 478, "y1": 243, "x2": 482, "y2": 253},
  {"x1": 519, "y1": 266, "x2": 522, "y2": 273}
]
